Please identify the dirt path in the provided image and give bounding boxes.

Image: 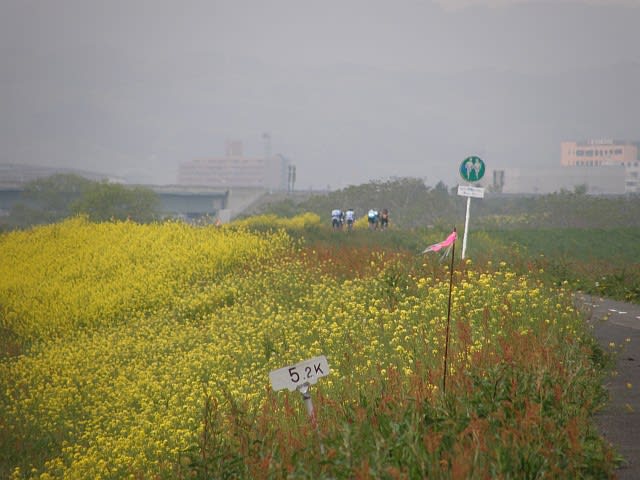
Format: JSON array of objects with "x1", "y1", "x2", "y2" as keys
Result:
[{"x1": 575, "y1": 293, "x2": 640, "y2": 479}]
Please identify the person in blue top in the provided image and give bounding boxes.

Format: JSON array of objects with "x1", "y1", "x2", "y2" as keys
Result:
[{"x1": 367, "y1": 209, "x2": 379, "y2": 230}]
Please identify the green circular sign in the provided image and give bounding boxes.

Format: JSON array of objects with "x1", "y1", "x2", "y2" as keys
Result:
[{"x1": 459, "y1": 156, "x2": 485, "y2": 182}]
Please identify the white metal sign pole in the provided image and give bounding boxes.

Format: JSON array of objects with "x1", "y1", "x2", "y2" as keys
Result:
[
  {"x1": 269, "y1": 355, "x2": 330, "y2": 453},
  {"x1": 462, "y1": 196, "x2": 471, "y2": 260},
  {"x1": 298, "y1": 383, "x2": 314, "y2": 419},
  {"x1": 458, "y1": 155, "x2": 486, "y2": 261},
  {"x1": 457, "y1": 184, "x2": 484, "y2": 260}
]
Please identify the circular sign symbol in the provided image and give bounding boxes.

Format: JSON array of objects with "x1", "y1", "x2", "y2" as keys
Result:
[{"x1": 459, "y1": 156, "x2": 485, "y2": 182}]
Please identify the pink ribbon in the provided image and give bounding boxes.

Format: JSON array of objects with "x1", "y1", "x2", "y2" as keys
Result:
[{"x1": 422, "y1": 230, "x2": 457, "y2": 253}]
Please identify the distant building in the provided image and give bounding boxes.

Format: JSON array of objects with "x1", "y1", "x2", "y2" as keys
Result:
[
  {"x1": 561, "y1": 139, "x2": 640, "y2": 193},
  {"x1": 177, "y1": 140, "x2": 289, "y2": 190},
  {"x1": 560, "y1": 139, "x2": 638, "y2": 167},
  {"x1": 489, "y1": 140, "x2": 640, "y2": 194},
  {"x1": 490, "y1": 166, "x2": 626, "y2": 195}
]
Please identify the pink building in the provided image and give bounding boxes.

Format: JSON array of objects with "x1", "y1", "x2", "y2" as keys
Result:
[
  {"x1": 178, "y1": 140, "x2": 288, "y2": 190},
  {"x1": 561, "y1": 140, "x2": 638, "y2": 167}
]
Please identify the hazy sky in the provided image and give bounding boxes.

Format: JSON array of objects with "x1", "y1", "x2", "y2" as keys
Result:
[{"x1": 1, "y1": 0, "x2": 639, "y2": 188}]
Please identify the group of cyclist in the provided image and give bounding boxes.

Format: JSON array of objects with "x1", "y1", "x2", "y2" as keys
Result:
[
  {"x1": 331, "y1": 208, "x2": 389, "y2": 231},
  {"x1": 331, "y1": 208, "x2": 355, "y2": 230}
]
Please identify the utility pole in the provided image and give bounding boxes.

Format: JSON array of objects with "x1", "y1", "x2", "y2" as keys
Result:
[{"x1": 262, "y1": 132, "x2": 271, "y2": 159}]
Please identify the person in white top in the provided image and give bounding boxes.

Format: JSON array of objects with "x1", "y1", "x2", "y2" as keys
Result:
[
  {"x1": 331, "y1": 209, "x2": 343, "y2": 230},
  {"x1": 345, "y1": 208, "x2": 355, "y2": 230}
]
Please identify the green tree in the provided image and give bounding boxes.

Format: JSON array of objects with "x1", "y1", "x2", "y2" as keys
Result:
[
  {"x1": 6, "y1": 174, "x2": 92, "y2": 227},
  {"x1": 71, "y1": 182, "x2": 159, "y2": 222},
  {"x1": 573, "y1": 183, "x2": 588, "y2": 195},
  {"x1": 230, "y1": 177, "x2": 640, "y2": 230},
  {"x1": 6, "y1": 175, "x2": 160, "y2": 228}
]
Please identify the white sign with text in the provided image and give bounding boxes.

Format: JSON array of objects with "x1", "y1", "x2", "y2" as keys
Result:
[
  {"x1": 457, "y1": 185, "x2": 485, "y2": 198},
  {"x1": 269, "y1": 355, "x2": 330, "y2": 391}
]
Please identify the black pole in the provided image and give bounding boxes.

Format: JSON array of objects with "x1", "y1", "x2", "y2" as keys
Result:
[{"x1": 442, "y1": 227, "x2": 456, "y2": 394}]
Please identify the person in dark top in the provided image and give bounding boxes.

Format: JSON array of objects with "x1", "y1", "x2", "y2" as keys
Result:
[{"x1": 379, "y1": 208, "x2": 389, "y2": 230}]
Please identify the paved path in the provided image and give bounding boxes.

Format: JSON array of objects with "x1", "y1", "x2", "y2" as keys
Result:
[{"x1": 575, "y1": 294, "x2": 640, "y2": 480}]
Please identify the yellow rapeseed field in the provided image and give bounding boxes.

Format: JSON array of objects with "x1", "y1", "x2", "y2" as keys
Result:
[{"x1": 0, "y1": 217, "x2": 588, "y2": 479}]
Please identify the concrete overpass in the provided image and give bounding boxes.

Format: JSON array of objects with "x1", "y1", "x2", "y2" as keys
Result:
[{"x1": 148, "y1": 185, "x2": 230, "y2": 221}]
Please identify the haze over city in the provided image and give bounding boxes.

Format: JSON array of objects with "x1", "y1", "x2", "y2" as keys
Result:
[{"x1": 1, "y1": 0, "x2": 639, "y2": 189}]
